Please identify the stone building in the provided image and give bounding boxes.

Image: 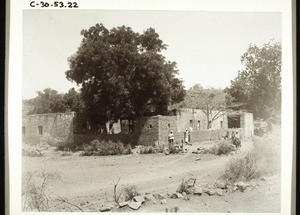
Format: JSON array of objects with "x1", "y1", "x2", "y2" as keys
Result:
[{"x1": 22, "y1": 109, "x2": 254, "y2": 147}]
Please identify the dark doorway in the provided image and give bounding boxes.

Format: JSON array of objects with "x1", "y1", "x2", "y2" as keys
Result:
[{"x1": 228, "y1": 115, "x2": 241, "y2": 128}]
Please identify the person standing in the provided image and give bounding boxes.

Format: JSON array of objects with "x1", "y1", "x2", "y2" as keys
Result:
[
  {"x1": 184, "y1": 129, "x2": 189, "y2": 145},
  {"x1": 168, "y1": 131, "x2": 174, "y2": 145}
]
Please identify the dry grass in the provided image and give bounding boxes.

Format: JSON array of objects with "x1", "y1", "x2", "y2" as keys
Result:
[
  {"x1": 122, "y1": 185, "x2": 140, "y2": 201},
  {"x1": 221, "y1": 127, "x2": 280, "y2": 183}
]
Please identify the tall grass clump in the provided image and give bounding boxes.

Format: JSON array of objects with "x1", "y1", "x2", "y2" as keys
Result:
[
  {"x1": 81, "y1": 140, "x2": 132, "y2": 156},
  {"x1": 122, "y1": 185, "x2": 140, "y2": 201},
  {"x1": 221, "y1": 128, "x2": 280, "y2": 183},
  {"x1": 206, "y1": 140, "x2": 236, "y2": 155},
  {"x1": 22, "y1": 170, "x2": 61, "y2": 211}
]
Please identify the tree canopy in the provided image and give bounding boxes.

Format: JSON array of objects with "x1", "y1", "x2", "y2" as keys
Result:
[
  {"x1": 177, "y1": 84, "x2": 227, "y2": 129},
  {"x1": 66, "y1": 24, "x2": 185, "y2": 129},
  {"x1": 24, "y1": 88, "x2": 83, "y2": 115},
  {"x1": 225, "y1": 41, "x2": 281, "y2": 122}
]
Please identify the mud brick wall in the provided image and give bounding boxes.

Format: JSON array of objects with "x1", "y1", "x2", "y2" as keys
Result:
[
  {"x1": 157, "y1": 115, "x2": 178, "y2": 146},
  {"x1": 22, "y1": 112, "x2": 75, "y2": 145},
  {"x1": 133, "y1": 116, "x2": 159, "y2": 146},
  {"x1": 176, "y1": 108, "x2": 228, "y2": 132}
]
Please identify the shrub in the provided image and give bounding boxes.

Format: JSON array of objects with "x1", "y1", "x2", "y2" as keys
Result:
[
  {"x1": 206, "y1": 140, "x2": 235, "y2": 155},
  {"x1": 221, "y1": 131, "x2": 280, "y2": 183},
  {"x1": 40, "y1": 134, "x2": 65, "y2": 147},
  {"x1": 22, "y1": 145, "x2": 45, "y2": 157},
  {"x1": 122, "y1": 185, "x2": 140, "y2": 201},
  {"x1": 139, "y1": 145, "x2": 164, "y2": 154},
  {"x1": 81, "y1": 140, "x2": 132, "y2": 156},
  {"x1": 22, "y1": 170, "x2": 61, "y2": 211}
]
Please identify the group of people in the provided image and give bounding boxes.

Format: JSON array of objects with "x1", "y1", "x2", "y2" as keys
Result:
[
  {"x1": 168, "y1": 128, "x2": 192, "y2": 146},
  {"x1": 223, "y1": 129, "x2": 241, "y2": 148}
]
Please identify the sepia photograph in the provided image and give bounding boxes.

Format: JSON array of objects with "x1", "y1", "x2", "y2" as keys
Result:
[{"x1": 10, "y1": 2, "x2": 292, "y2": 214}]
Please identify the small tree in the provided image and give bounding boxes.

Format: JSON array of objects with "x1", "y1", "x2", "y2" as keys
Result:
[{"x1": 180, "y1": 84, "x2": 227, "y2": 129}]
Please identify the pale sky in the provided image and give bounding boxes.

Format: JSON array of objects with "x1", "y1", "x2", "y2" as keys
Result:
[{"x1": 22, "y1": 10, "x2": 281, "y2": 99}]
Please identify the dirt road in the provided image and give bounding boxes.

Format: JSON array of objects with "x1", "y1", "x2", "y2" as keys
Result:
[{"x1": 22, "y1": 140, "x2": 280, "y2": 213}]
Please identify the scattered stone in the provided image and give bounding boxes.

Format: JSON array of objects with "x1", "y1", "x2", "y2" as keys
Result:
[
  {"x1": 233, "y1": 186, "x2": 238, "y2": 191},
  {"x1": 128, "y1": 201, "x2": 142, "y2": 210},
  {"x1": 215, "y1": 180, "x2": 227, "y2": 189},
  {"x1": 170, "y1": 192, "x2": 183, "y2": 199},
  {"x1": 195, "y1": 157, "x2": 201, "y2": 161},
  {"x1": 144, "y1": 194, "x2": 155, "y2": 202},
  {"x1": 216, "y1": 188, "x2": 224, "y2": 196},
  {"x1": 118, "y1": 202, "x2": 128, "y2": 208},
  {"x1": 153, "y1": 193, "x2": 164, "y2": 200},
  {"x1": 99, "y1": 206, "x2": 112, "y2": 212},
  {"x1": 250, "y1": 182, "x2": 257, "y2": 187},
  {"x1": 208, "y1": 189, "x2": 216, "y2": 196},
  {"x1": 160, "y1": 199, "x2": 168, "y2": 204},
  {"x1": 133, "y1": 195, "x2": 145, "y2": 203},
  {"x1": 236, "y1": 182, "x2": 250, "y2": 191},
  {"x1": 164, "y1": 149, "x2": 170, "y2": 155},
  {"x1": 187, "y1": 178, "x2": 196, "y2": 187},
  {"x1": 193, "y1": 187, "x2": 203, "y2": 195}
]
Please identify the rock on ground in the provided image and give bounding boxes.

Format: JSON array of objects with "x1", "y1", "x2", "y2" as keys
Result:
[
  {"x1": 128, "y1": 201, "x2": 142, "y2": 210},
  {"x1": 133, "y1": 195, "x2": 145, "y2": 203},
  {"x1": 99, "y1": 206, "x2": 112, "y2": 212},
  {"x1": 160, "y1": 199, "x2": 168, "y2": 204}
]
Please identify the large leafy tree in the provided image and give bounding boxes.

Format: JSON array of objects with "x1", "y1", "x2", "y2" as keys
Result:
[
  {"x1": 26, "y1": 88, "x2": 66, "y2": 114},
  {"x1": 178, "y1": 84, "x2": 227, "y2": 129},
  {"x1": 24, "y1": 88, "x2": 83, "y2": 114},
  {"x1": 225, "y1": 41, "x2": 281, "y2": 122},
  {"x1": 66, "y1": 24, "x2": 185, "y2": 130}
]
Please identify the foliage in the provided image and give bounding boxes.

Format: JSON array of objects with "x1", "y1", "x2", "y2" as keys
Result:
[
  {"x1": 80, "y1": 139, "x2": 132, "y2": 156},
  {"x1": 178, "y1": 84, "x2": 227, "y2": 129},
  {"x1": 22, "y1": 145, "x2": 45, "y2": 157},
  {"x1": 207, "y1": 140, "x2": 236, "y2": 155},
  {"x1": 225, "y1": 41, "x2": 281, "y2": 122},
  {"x1": 22, "y1": 170, "x2": 61, "y2": 211},
  {"x1": 25, "y1": 88, "x2": 83, "y2": 114},
  {"x1": 221, "y1": 130, "x2": 280, "y2": 182},
  {"x1": 40, "y1": 134, "x2": 65, "y2": 147},
  {"x1": 138, "y1": 145, "x2": 164, "y2": 154},
  {"x1": 66, "y1": 24, "x2": 185, "y2": 131},
  {"x1": 122, "y1": 185, "x2": 140, "y2": 201}
]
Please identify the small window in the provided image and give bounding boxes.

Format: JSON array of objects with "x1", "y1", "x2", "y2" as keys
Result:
[
  {"x1": 148, "y1": 124, "x2": 152, "y2": 129},
  {"x1": 168, "y1": 123, "x2": 170, "y2": 128},
  {"x1": 38, "y1": 126, "x2": 43, "y2": 135},
  {"x1": 22, "y1": 126, "x2": 26, "y2": 136},
  {"x1": 220, "y1": 121, "x2": 223, "y2": 129},
  {"x1": 197, "y1": 121, "x2": 201, "y2": 130}
]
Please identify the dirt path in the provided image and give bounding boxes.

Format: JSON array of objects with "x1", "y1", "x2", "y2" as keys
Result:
[{"x1": 22, "y1": 139, "x2": 280, "y2": 212}]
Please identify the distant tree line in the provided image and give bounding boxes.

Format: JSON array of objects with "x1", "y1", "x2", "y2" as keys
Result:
[
  {"x1": 23, "y1": 23, "x2": 281, "y2": 127},
  {"x1": 23, "y1": 88, "x2": 83, "y2": 115}
]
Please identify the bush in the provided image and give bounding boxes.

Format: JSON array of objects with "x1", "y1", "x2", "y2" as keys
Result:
[
  {"x1": 206, "y1": 140, "x2": 235, "y2": 155},
  {"x1": 122, "y1": 185, "x2": 140, "y2": 201},
  {"x1": 221, "y1": 131, "x2": 280, "y2": 183},
  {"x1": 22, "y1": 170, "x2": 61, "y2": 211},
  {"x1": 40, "y1": 134, "x2": 65, "y2": 147},
  {"x1": 139, "y1": 145, "x2": 164, "y2": 154},
  {"x1": 22, "y1": 145, "x2": 45, "y2": 157},
  {"x1": 81, "y1": 140, "x2": 132, "y2": 156}
]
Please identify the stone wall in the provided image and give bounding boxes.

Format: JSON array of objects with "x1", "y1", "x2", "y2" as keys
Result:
[
  {"x1": 22, "y1": 112, "x2": 76, "y2": 145},
  {"x1": 176, "y1": 108, "x2": 228, "y2": 132}
]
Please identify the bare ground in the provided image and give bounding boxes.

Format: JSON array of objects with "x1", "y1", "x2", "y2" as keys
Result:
[{"x1": 22, "y1": 140, "x2": 280, "y2": 213}]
